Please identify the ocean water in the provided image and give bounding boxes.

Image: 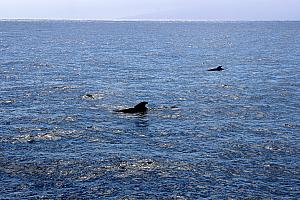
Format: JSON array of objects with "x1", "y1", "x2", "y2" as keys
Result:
[{"x1": 0, "y1": 21, "x2": 299, "y2": 199}]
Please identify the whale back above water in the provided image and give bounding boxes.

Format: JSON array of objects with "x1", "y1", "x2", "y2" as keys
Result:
[
  {"x1": 208, "y1": 66, "x2": 224, "y2": 71},
  {"x1": 115, "y1": 102, "x2": 148, "y2": 113}
]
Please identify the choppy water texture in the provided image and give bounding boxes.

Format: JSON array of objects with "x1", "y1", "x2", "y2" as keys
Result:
[{"x1": 0, "y1": 21, "x2": 299, "y2": 199}]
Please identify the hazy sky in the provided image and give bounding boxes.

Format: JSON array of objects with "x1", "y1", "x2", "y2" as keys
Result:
[{"x1": 0, "y1": 0, "x2": 299, "y2": 20}]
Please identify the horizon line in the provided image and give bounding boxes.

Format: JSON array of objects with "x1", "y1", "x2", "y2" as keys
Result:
[{"x1": 1, "y1": 18, "x2": 300, "y2": 22}]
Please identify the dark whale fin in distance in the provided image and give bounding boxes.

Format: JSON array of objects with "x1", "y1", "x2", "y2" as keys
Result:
[
  {"x1": 115, "y1": 101, "x2": 148, "y2": 113},
  {"x1": 208, "y1": 66, "x2": 224, "y2": 71}
]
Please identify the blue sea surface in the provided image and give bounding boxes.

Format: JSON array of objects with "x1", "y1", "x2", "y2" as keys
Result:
[{"x1": 0, "y1": 21, "x2": 299, "y2": 199}]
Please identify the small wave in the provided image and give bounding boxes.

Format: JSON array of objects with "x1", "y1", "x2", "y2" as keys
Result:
[
  {"x1": 82, "y1": 93, "x2": 105, "y2": 100},
  {"x1": 13, "y1": 133, "x2": 61, "y2": 143},
  {"x1": 52, "y1": 85, "x2": 78, "y2": 91},
  {"x1": 10, "y1": 129, "x2": 83, "y2": 143},
  {"x1": 0, "y1": 99, "x2": 16, "y2": 104}
]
